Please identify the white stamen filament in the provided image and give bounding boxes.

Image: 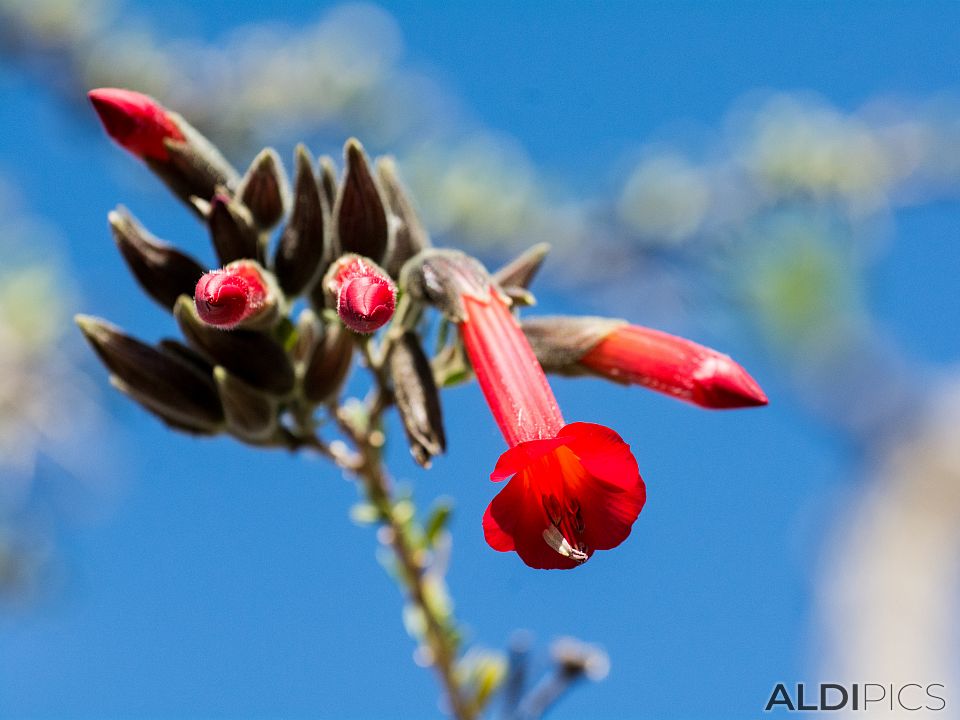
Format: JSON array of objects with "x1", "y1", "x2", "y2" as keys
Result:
[{"x1": 542, "y1": 526, "x2": 588, "y2": 563}]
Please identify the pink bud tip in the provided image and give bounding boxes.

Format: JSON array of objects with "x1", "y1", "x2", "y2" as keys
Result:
[
  {"x1": 88, "y1": 88, "x2": 184, "y2": 161},
  {"x1": 339, "y1": 274, "x2": 396, "y2": 333},
  {"x1": 581, "y1": 325, "x2": 768, "y2": 410},
  {"x1": 691, "y1": 354, "x2": 768, "y2": 409},
  {"x1": 327, "y1": 256, "x2": 397, "y2": 334},
  {"x1": 195, "y1": 263, "x2": 268, "y2": 329}
]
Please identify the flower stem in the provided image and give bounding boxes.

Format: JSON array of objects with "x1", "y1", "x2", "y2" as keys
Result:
[
  {"x1": 336, "y1": 333, "x2": 475, "y2": 720},
  {"x1": 358, "y1": 450, "x2": 474, "y2": 720}
]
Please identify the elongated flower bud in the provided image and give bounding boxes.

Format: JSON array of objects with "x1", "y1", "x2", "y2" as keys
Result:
[
  {"x1": 334, "y1": 139, "x2": 388, "y2": 263},
  {"x1": 88, "y1": 88, "x2": 184, "y2": 161},
  {"x1": 274, "y1": 144, "x2": 327, "y2": 296},
  {"x1": 194, "y1": 261, "x2": 277, "y2": 330},
  {"x1": 388, "y1": 332, "x2": 446, "y2": 468},
  {"x1": 522, "y1": 316, "x2": 768, "y2": 409},
  {"x1": 236, "y1": 148, "x2": 287, "y2": 230},
  {"x1": 89, "y1": 88, "x2": 239, "y2": 213},
  {"x1": 291, "y1": 308, "x2": 322, "y2": 367},
  {"x1": 109, "y1": 207, "x2": 205, "y2": 311},
  {"x1": 175, "y1": 296, "x2": 294, "y2": 396},
  {"x1": 207, "y1": 193, "x2": 260, "y2": 265},
  {"x1": 324, "y1": 255, "x2": 396, "y2": 334},
  {"x1": 302, "y1": 320, "x2": 354, "y2": 404},
  {"x1": 318, "y1": 155, "x2": 337, "y2": 209},
  {"x1": 76, "y1": 315, "x2": 224, "y2": 433},
  {"x1": 158, "y1": 338, "x2": 213, "y2": 375},
  {"x1": 377, "y1": 157, "x2": 430, "y2": 277},
  {"x1": 157, "y1": 115, "x2": 240, "y2": 208},
  {"x1": 214, "y1": 366, "x2": 278, "y2": 444}
]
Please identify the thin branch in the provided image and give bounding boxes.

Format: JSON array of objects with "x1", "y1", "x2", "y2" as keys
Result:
[
  {"x1": 337, "y1": 330, "x2": 474, "y2": 720},
  {"x1": 277, "y1": 426, "x2": 362, "y2": 470},
  {"x1": 361, "y1": 456, "x2": 474, "y2": 720}
]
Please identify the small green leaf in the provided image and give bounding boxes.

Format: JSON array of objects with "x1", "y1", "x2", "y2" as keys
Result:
[{"x1": 425, "y1": 501, "x2": 453, "y2": 546}]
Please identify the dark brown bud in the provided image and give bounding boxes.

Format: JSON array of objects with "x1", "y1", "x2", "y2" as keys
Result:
[
  {"x1": 493, "y1": 242, "x2": 550, "y2": 306},
  {"x1": 376, "y1": 157, "x2": 430, "y2": 277},
  {"x1": 302, "y1": 319, "x2": 354, "y2": 404},
  {"x1": 76, "y1": 315, "x2": 224, "y2": 433},
  {"x1": 290, "y1": 309, "x2": 321, "y2": 366},
  {"x1": 399, "y1": 248, "x2": 499, "y2": 322},
  {"x1": 388, "y1": 332, "x2": 446, "y2": 468},
  {"x1": 144, "y1": 112, "x2": 239, "y2": 214},
  {"x1": 109, "y1": 206, "x2": 205, "y2": 311},
  {"x1": 157, "y1": 338, "x2": 213, "y2": 375},
  {"x1": 334, "y1": 139, "x2": 388, "y2": 263},
  {"x1": 273, "y1": 144, "x2": 327, "y2": 296},
  {"x1": 318, "y1": 155, "x2": 337, "y2": 209},
  {"x1": 236, "y1": 148, "x2": 287, "y2": 230},
  {"x1": 214, "y1": 366, "x2": 278, "y2": 443},
  {"x1": 208, "y1": 193, "x2": 260, "y2": 265},
  {"x1": 174, "y1": 296, "x2": 295, "y2": 396}
]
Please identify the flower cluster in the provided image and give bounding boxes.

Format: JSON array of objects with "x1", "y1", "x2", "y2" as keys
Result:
[{"x1": 81, "y1": 89, "x2": 766, "y2": 570}]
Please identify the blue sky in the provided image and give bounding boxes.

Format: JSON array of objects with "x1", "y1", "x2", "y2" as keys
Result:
[{"x1": 1, "y1": 2, "x2": 958, "y2": 718}]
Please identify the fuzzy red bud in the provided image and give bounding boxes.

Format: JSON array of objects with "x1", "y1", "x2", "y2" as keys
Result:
[
  {"x1": 195, "y1": 261, "x2": 272, "y2": 329},
  {"x1": 324, "y1": 255, "x2": 396, "y2": 334}
]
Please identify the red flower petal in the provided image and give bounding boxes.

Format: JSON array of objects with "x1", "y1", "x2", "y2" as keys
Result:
[
  {"x1": 483, "y1": 473, "x2": 580, "y2": 570},
  {"x1": 483, "y1": 422, "x2": 645, "y2": 569},
  {"x1": 559, "y1": 422, "x2": 642, "y2": 493},
  {"x1": 490, "y1": 435, "x2": 567, "y2": 482}
]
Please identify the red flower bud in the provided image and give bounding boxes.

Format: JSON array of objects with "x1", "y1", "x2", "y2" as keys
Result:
[
  {"x1": 581, "y1": 325, "x2": 768, "y2": 409},
  {"x1": 194, "y1": 261, "x2": 272, "y2": 329},
  {"x1": 88, "y1": 88, "x2": 185, "y2": 161},
  {"x1": 522, "y1": 317, "x2": 768, "y2": 410},
  {"x1": 325, "y1": 255, "x2": 397, "y2": 334}
]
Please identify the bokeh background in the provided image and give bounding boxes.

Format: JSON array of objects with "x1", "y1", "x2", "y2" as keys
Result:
[{"x1": 1, "y1": 1, "x2": 959, "y2": 718}]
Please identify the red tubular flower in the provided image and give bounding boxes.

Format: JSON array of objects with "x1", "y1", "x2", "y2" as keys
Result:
[
  {"x1": 325, "y1": 255, "x2": 397, "y2": 334},
  {"x1": 88, "y1": 88, "x2": 184, "y2": 161},
  {"x1": 460, "y1": 293, "x2": 645, "y2": 570},
  {"x1": 195, "y1": 261, "x2": 272, "y2": 329},
  {"x1": 581, "y1": 325, "x2": 768, "y2": 409}
]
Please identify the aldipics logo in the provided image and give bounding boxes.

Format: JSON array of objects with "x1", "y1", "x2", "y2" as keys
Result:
[{"x1": 764, "y1": 684, "x2": 946, "y2": 712}]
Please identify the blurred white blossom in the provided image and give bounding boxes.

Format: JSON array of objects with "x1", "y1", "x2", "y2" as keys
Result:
[
  {"x1": 0, "y1": 179, "x2": 101, "y2": 597},
  {"x1": 818, "y1": 375, "x2": 960, "y2": 706}
]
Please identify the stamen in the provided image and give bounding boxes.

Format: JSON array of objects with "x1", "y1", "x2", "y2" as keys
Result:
[
  {"x1": 572, "y1": 507, "x2": 585, "y2": 534},
  {"x1": 542, "y1": 494, "x2": 563, "y2": 526},
  {"x1": 542, "y1": 526, "x2": 588, "y2": 563}
]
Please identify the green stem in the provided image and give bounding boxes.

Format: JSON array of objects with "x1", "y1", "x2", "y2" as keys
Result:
[
  {"x1": 338, "y1": 332, "x2": 475, "y2": 720},
  {"x1": 357, "y1": 448, "x2": 474, "y2": 720}
]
